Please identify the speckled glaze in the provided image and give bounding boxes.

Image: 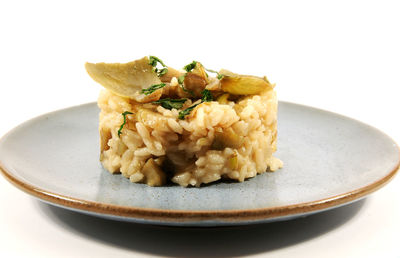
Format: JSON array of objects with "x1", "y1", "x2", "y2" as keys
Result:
[{"x1": 0, "y1": 102, "x2": 398, "y2": 226}]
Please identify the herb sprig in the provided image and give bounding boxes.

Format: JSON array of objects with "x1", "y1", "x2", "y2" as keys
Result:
[
  {"x1": 141, "y1": 83, "x2": 166, "y2": 95},
  {"x1": 118, "y1": 111, "x2": 133, "y2": 137},
  {"x1": 178, "y1": 104, "x2": 199, "y2": 119},
  {"x1": 205, "y1": 68, "x2": 224, "y2": 80},
  {"x1": 201, "y1": 89, "x2": 213, "y2": 102},
  {"x1": 178, "y1": 75, "x2": 185, "y2": 85},
  {"x1": 153, "y1": 98, "x2": 187, "y2": 110},
  {"x1": 178, "y1": 90, "x2": 213, "y2": 119},
  {"x1": 183, "y1": 61, "x2": 197, "y2": 72},
  {"x1": 149, "y1": 56, "x2": 168, "y2": 77}
]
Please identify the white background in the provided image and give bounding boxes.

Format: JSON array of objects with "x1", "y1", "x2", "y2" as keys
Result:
[{"x1": 1, "y1": 1, "x2": 399, "y2": 257}]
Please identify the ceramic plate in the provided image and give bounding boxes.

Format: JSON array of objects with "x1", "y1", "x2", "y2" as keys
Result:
[{"x1": 0, "y1": 102, "x2": 398, "y2": 226}]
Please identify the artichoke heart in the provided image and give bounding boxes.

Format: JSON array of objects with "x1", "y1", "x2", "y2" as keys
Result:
[
  {"x1": 85, "y1": 56, "x2": 161, "y2": 99},
  {"x1": 136, "y1": 108, "x2": 168, "y2": 128},
  {"x1": 228, "y1": 152, "x2": 239, "y2": 170},
  {"x1": 141, "y1": 158, "x2": 166, "y2": 187},
  {"x1": 216, "y1": 93, "x2": 230, "y2": 104},
  {"x1": 219, "y1": 69, "x2": 272, "y2": 95},
  {"x1": 212, "y1": 128, "x2": 244, "y2": 150}
]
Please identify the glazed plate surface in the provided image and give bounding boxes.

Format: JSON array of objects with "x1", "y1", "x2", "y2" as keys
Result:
[{"x1": 0, "y1": 102, "x2": 398, "y2": 226}]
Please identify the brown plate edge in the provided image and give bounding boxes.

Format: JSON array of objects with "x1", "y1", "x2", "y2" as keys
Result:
[{"x1": 0, "y1": 156, "x2": 399, "y2": 224}]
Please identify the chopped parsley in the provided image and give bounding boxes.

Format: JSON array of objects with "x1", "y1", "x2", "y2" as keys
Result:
[
  {"x1": 141, "y1": 83, "x2": 166, "y2": 95},
  {"x1": 205, "y1": 68, "x2": 224, "y2": 80},
  {"x1": 149, "y1": 56, "x2": 166, "y2": 67},
  {"x1": 178, "y1": 90, "x2": 213, "y2": 119},
  {"x1": 149, "y1": 55, "x2": 168, "y2": 77},
  {"x1": 178, "y1": 103, "x2": 199, "y2": 119},
  {"x1": 153, "y1": 98, "x2": 187, "y2": 110},
  {"x1": 178, "y1": 74, "x2": 186, "y2": 85},
  {"x1": 158, "y1": 67, "x2": 168, "y2": 76},
  {"x1": 118, "y1": 111, "x2": 133, "y2": 137},
  {"x1": 183, "y1": 61, "x2": 197, "y2": 72},
  {"x1": 201, "y1": 89, "x2": 213, "y2": 102}
]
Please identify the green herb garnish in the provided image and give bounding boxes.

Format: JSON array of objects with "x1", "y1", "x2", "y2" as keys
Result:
[
  {"x1": 201, "y1": 89, "x2": 213, "y2": 102},
  {"x1": 183, "y1": 61, "x2": 197, "y2": 72},
  {"x1": 141, "y1": 83, "x2": 166, "y2": 95},
  {"x1": 178, "y1": 74, "x2": 186, "y2": 85},
  {"x1": 118, "y1": 111, "x2": 133, "y2": 137},
  {"x1": 178, "y1": 103, "x2": 199, "y2": 120},
  {"x1": 158, "y1": 68, "x2": 168, "y2": 76},
  {"x1": 149, "y1": 55, "x2": 168, "y2": 77},
  {"x1": 205, "y1": 68, "x2": 224, "y2": 80},
  {"x1": 178, "y1": 90, "x2": 213, "y2": 119},
  {"x1": 153, "y1": 98, "x2": 187, "y2": 110},
  {"x1": 149, "y1": 56, "x2": 166, "y2": 67}
]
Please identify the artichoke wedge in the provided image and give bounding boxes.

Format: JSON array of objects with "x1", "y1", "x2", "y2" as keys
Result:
[
  {"x1": 219, "y1": 69, "x2": 272, "y2": 95},
  {"x1": 212, "y1": 128, "x2": 244, "y2": 150},
  {"x1": 85, "y1": 56, "x2": 161, "y2": 99},
  {"x1": 136, "y1": 108, "x2": 168, "y2": 128}
]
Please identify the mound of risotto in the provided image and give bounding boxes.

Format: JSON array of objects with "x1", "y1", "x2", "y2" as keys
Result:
[{"x1": 85, "y1": 56, "x2": 282, "y2": 187}]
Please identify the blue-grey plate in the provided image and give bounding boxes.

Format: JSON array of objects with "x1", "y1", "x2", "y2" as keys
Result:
[{"x1": 0, "y1": 102, "x2": 398, "y2": 226}]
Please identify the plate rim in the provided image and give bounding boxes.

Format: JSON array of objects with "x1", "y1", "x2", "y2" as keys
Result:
[
  {"x1": 0, "y1": 161, "x2": 398, "y2": 223},
  {"x1": 0, "y1": 101, "x2": 399, "y2": 223}
]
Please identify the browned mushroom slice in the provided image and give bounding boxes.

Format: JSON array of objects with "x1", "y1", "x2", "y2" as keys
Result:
[
  {"x1": 183, "y1": 62, "x2": 209, "y2": 97},
  {"x1": 160, "y1": 67, "x2": 183, "y2": 82}
]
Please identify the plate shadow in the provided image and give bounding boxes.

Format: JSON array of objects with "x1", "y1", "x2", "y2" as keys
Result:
[{"x1": 35, "y1": 198, "x2": 366, "y2": 257}]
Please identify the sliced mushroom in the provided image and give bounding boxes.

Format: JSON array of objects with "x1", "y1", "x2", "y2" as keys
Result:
[
  {"x1": 184, "y1": 73, "x2": 207, "y2": 97},
  {"x1": 160, "y1": 67, "x2": 183, "y2": 82},
  {"x1": 183, "y1": 62, "x2": 209, "y2": 97}
]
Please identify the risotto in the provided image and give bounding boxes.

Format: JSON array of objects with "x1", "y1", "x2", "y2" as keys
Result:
[{"x1": 86, "y1": 56, "x2": 282, "y2": 187}]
